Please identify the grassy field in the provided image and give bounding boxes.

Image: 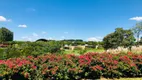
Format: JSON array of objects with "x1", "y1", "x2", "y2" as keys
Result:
[
  {"x1": 101, "y1": 78, "x2": 142, "y2": 80},
  {"x1": 118, "y1": 78, "x2": 142, "y2": 80},
  {"x1": 86, "y1": 48, "x2": 105, "y2": 53},
  {"x1": 63, "y1": 48, "x2": 105, "y2": 55}
]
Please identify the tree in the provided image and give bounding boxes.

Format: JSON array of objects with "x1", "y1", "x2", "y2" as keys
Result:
[
  {"x1": 103, "y1": 28, "x2": 135, "y2": 49},
  {"x1": 36, "y1": 39, "x2": 47, "y2": 42},
  {"x1": 73, "y1": 39, "x2": 84, "y2": 46},
  {"x1": 86, "y1": 41, "x2": 98, "y2": 48},
  {"x1": 132, "y1": 22, "x2": 142, "y2": 42},
  {"x1": 138, "y1": 37, "x2": 142, "y2": 45},
  {"x1": 103, "y1": 33, "x2": 117, "y2": 49},
  {"x1": 0, "y1": 27, "x2": 13, "y2": 42}
]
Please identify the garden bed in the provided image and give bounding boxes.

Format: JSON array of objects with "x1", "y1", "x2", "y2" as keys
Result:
[{"x1": 0, "y1": 52, "x2": 142, "y2": 79}]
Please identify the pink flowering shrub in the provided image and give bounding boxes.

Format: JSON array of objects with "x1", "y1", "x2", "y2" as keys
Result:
[{"x1": 0, "y1": 52, "x2": 142, "y2": 79}]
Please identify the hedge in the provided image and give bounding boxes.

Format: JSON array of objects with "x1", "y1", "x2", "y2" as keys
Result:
[{"x1": 0, "y1": 52, "x2": 142, "y2": 80}]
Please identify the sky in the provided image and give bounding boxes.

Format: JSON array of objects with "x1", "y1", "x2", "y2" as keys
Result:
[{"x1": 0, "y1": 0, "x2": 142, "y2": 41}]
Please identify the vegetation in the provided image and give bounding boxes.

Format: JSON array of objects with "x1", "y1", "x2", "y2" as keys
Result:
[
  {"x1": 0, "y1": 22, "x2": 142, "y2": 79},
  {"x1": 36, "y1": 39, "x2": 48, "y2": 42},
  {"x1": 0, "y1": 52, "x2": 142, "y2": 80},
  {"x1": 118, "y1": 78, "x2": 142, "y2": 80},
  {"x1": 103, "y1": 28, "x2": 135, "y2": 49},
  {"x1": 132, "y1": 22, "x2": 142, "y2": 42},
  {"x1": 0, "y1": 41, "x2": 61, "y2": 59},
  {"x1": 0, "y1": 27, "x2": 13, "y2": 42}
]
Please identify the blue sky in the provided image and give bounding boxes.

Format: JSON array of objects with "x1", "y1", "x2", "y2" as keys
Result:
[{"x1": 0, "y1": 0, "x2": 142, "y2": 41}]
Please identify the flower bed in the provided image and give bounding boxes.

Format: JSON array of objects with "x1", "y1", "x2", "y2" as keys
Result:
[{"x1": 0, "y1": 52, "x2": 142, "y2": 80}]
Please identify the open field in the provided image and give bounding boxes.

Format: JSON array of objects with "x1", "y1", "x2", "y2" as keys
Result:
[
  {"x1": 118, "y1": 78, "x2": 142, "y2": 80},
  {"x1": 100, "y1": 78, "x2": 142, "y2": 80},
  {"x1": 63, "y1": 48, "x2": 105, "y2": 55},
  {"x1": 86, "y1": 48, "x2": 105, "y2": 53}
]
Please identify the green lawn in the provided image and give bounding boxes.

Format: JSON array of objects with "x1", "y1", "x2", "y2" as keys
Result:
[
  {"x1": 100, "y1": 77, "x2": 142, "y2": 80},
  {"x1": 86, "y1": 48, "x2": 105, "y2": 53},
  {"x1": 118, "y1": 78, "x2": 142, "y2": 80},
  {"x1": 63, "y1": 48, "x2": 105, "y2": 55}
]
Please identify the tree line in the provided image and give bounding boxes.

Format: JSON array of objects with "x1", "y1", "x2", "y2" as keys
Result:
[
  {"x1": 103, "y1": 21, "x2": 142, "y2": 50},
  {"x1": 0, "y1": 22, "x2": 142, "y2": 50}
]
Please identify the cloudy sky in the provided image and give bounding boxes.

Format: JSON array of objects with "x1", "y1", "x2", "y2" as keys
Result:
[{"x1": 0, "y1": 0, "x2": 142, "y2": 41}]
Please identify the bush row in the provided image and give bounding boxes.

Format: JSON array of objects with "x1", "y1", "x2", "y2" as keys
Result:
[
  {"x1": 0, "y1": 52, "x2": 142, "y2": 80},
  {"x1": 0, "y1": 41, "x2": 61, "y2": 59}
]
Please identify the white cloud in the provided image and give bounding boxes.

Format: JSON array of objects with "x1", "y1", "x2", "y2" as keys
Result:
[
  {"x1": 87, "y1": 37, "x2": 102, "y2": 42},
  {"x1": 32, "y1": 33, "x2": 38, "y2": 37},
  {"x1": 42, "y1": 31, "x2": 47, "y2": 34},
  {"x1": 64, "y1": 32, "x2": 68, "y2": 34},
  {"x1": 129, "y1": 16, "x2": 142, "y2": 21},
  {"x1": 0, "y1": 16, "x2": 11, "y2": 22},
  {"x1": 0, "y1": 16, "x2": 6, "y2": 21},
  {"x1": 18, "y1": 24, "x2": 27, "y2": 28}
]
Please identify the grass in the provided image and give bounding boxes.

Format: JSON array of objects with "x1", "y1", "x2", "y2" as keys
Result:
[
  {"x1": 118, "y1": 78, "x2": 142, "y2": 80},
  {"x1": 86, "y1": 48, "x2": 105, "y2": 53},
  {"x1": 63, "y1": 48, "x2": 105, "y2": 55},
  {"x1": 101, "y1": 77, "x2": 142, "y2": 80}
]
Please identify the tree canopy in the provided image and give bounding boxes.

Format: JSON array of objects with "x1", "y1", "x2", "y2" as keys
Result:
[
  {"x1": 132, "y1": 22, "x2": 142, "y2": 42},
  {"x1": 36, "y1": 39, "x2": 48, "y2": 42},
  {"x1": 0, "y1": 27, "x2": 13, "y2": 42},
  {"x1": 103, "y1": 28, "x2": 135, "y2": 49}
]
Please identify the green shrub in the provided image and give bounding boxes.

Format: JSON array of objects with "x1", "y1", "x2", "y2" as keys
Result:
[
  {"x1": 0, "y1": 41, "x2": 61, "y2": 59},
  {"x1": 79, "y1": 49, "x2": 87, "y2": 55},
  {"x1": 0, "y1": 48, "x2": 5, "y2": 59},
  {"x1": 0, "y1": 52, "x2": 142, "y2": 79}
]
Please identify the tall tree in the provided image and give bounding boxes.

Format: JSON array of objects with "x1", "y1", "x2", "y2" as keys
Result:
[
  {"x1": 103, "y1": 28, "x2": 135, "y2": 49},
  {"x1": 139, "y1": 37, "x2": 142, "y2": 45},
  {"x1": 0, "y1": 27, "x2": 13, "y2": 42},
  {"x1": 132, "y1": 22, "x2": 142, "y2": 42}
]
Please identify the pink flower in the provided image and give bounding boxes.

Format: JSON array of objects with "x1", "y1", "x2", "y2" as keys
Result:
[{"x1": 32, "y1": 65, "x2": 37, "y2": 69}]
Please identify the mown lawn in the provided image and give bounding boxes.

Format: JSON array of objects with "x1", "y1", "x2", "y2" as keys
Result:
[
  {"x1": 101, "y1": 77, "x2": 142, "y2": 80},
  {"x1": 86, "y1": 48, "x2": 105, "y2": 53},
  {"x1": 63, "y1": 48, "x2": 105, "y2": 55},
  {"x1": 118, "y1": 78, "x2": 142, "y2": 80}
]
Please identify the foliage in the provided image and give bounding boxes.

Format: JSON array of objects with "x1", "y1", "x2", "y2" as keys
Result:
[
  {"x1": 86, "y1": 41, "x2": 98, "y2": 48},
  {"x1": 132, "y1": 22, "x2": 142, "y2": 42},
  {"x1": 0, "y1": 41, "x2": 61, "y2": 59},
  {"x1": 137, "y1": 37, "x2": 142, "y2": 45},
  {"x1": 0, "y1": 52, "x2": 142, "y2": 79},
  {"x1": 36, "y1": 39, "x2": 47, "y2": 42},
  {"x1": 0, "y1": 27, "x2": 13, "y2": 42},
  {"x1": 103, "y1": 28, "x2": 135, "y2": 49},
  {"x1": 79, "y1": 49, "x2": 87, "y2": 55},
  {"x1": 60, "y1": 39, "x2": 103, "y2": 47}
]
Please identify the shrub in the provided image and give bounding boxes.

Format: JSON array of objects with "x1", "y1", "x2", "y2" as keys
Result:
[
  {"x1": 0, "y1": 41, "x2": 61, "y2": 59},
  {"x1": 0, "y1": 52, "x2": 142, "y2": 79}
]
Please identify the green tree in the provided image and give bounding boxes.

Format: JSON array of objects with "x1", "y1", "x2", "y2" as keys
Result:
[
  {"x1": 103, "y1": 28, "x2": 135, "y2": 49},
  {"x1": 103, "y1": 33, "x2": 117, "y2": 49},
  {"x1": 36, "y1": 38, "x2": 47, "y2": 42},
  {"x1": 86, "y1": 41, "x2": 98, "y2": 48},
  {"x1": 139, "y1": 37, "x2": 142, "y2": 45},
  {"x1": 73, "y1": 39, "x2": 84, "y2": 46},
  {"x1": 0, "y1": 27, "x2": 13, "y2": 42},
  {"x1": 132, "y1": 22, "x2": 142, "y2": 42}
]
